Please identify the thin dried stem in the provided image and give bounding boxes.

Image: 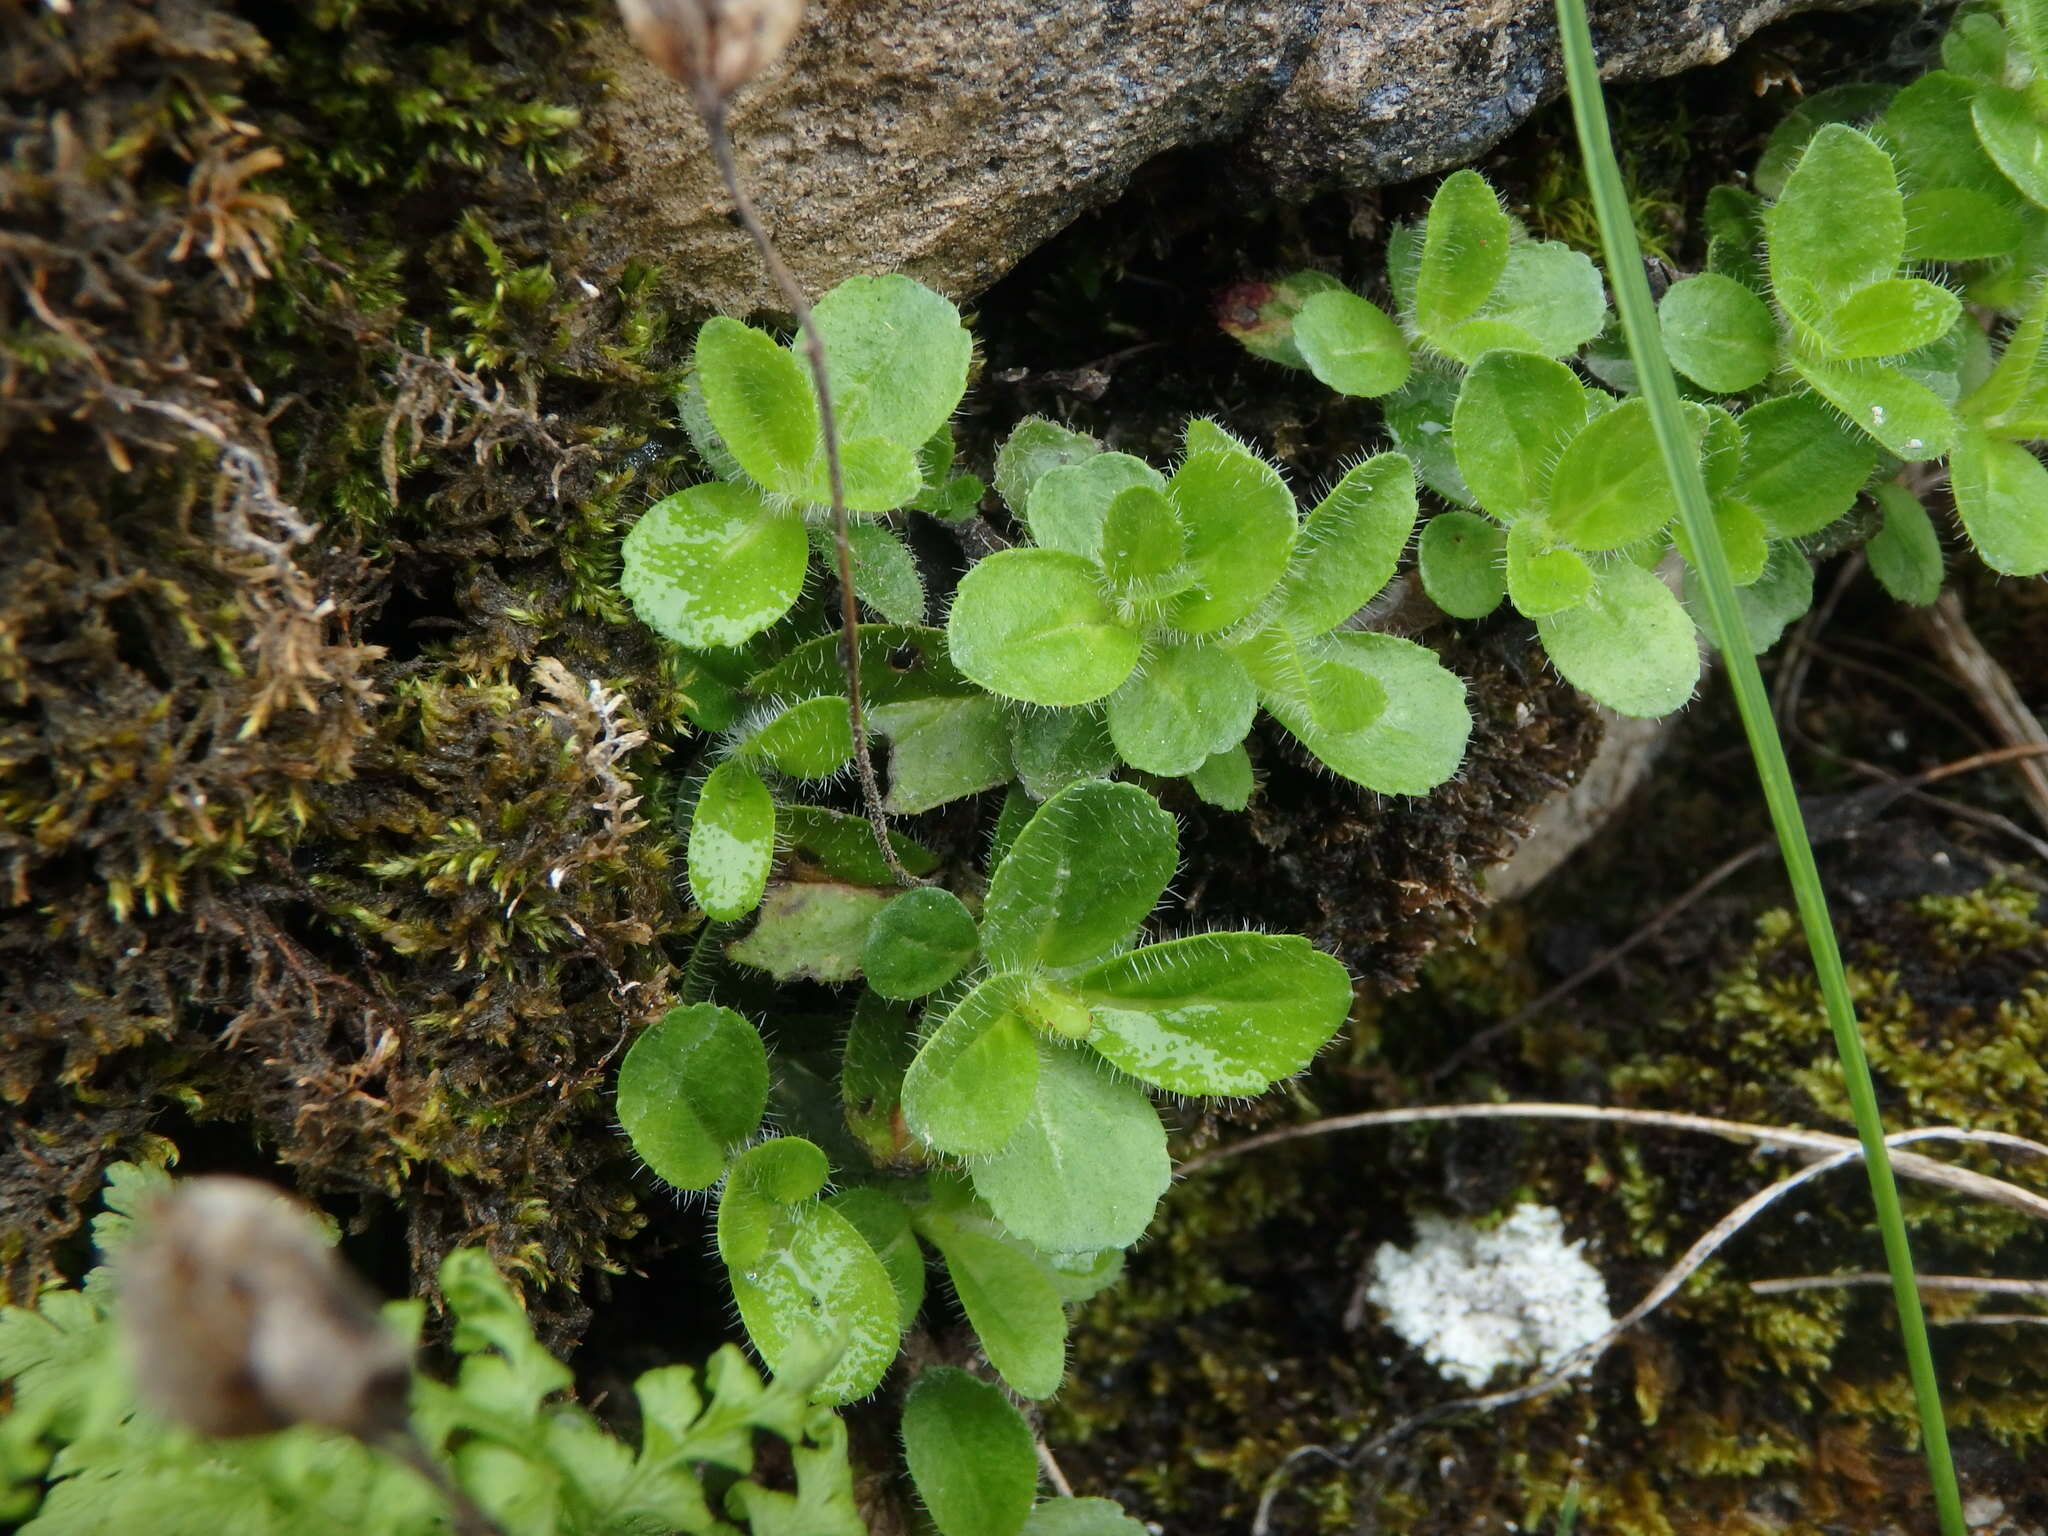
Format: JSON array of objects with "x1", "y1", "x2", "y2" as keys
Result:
[
  {"x1": 384, "y1": 1432, "x2": 506, "y2": 1536},
  {"x1": 1918, "y1": 587, "x2": 2048, "y2": 836},
  {"x1": 1035, "y1": 1438, "x2": 1076, "y2": 1499},
  {"x1": 1175, "y1": 1101, "x2": 2048, "y2": 1224},
  {"x1": 1752, "y1": 1271, "x2": 2048, "y2": 1300},
  {"x1": 695, "y1": 91, "x2": 920, "y2": 888}
]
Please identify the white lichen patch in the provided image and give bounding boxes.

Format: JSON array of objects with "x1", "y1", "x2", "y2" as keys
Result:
[{"x1": 1365, "y1": 1203, "x2": 1613, "y2": 1389}]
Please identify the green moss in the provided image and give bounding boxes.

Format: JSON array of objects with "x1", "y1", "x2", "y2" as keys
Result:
[{"x1": 0, "y1": 0, "x2": 705, "y2": 1333}]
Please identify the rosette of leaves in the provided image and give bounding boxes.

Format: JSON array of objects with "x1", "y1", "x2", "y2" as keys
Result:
[
  {"x1": 1228, "y1": 170, "x2": 1609, "y2": 402},
  {"x1": 876, "y1": 779, "x2": 1352, "y2": 1252},
  {"x1": 947, "y1": 416, "x2": 1471, "y2": 800},
  {"x1": 616, "y1": 782, "x2": 1354, "y2": 1403},
  {"x1": 1413, "y1": 346, "x2": 1872, "y2": 712},
  {"x1": 619, "y1": 273, "x2": 979, "y2": 651},
  {"x1": 1229, "y1": 131, "x2": 2048, "y2": 707}
]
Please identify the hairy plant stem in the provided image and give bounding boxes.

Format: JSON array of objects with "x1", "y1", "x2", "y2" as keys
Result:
[
  {"x1": 1550, "y1": 2, "x2": 1965, "y2": 1528},
  {"x1": 697, "y1": 89, "x2": 919, "y2": 887}
]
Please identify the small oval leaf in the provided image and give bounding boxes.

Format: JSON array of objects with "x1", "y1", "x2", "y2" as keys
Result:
[
  {"x1": 621, "y1": 483, "x2": 808, "y2": 649},
  {"x1": 865, "y1": 888, "x2": 980, "y2": 1000},
  {"x1": 902, "y1": 1368, "x2": 1038, "y2": 1536},
  {"x1": 949, "y1": 549, "x2": 1142, "y2": 707},
  {"x1": 688, "y1": 758, "x2": 776, "y2": 922},
  {"x1": 1294, "y1": 289, "x2": 1412, "y2": 398},
  {"x1": 617, "y1": 1003, "x2": 769, "y2": 1191},
  {"x1": 1536, "y1": 562, "x2": 1701, "y2": 718}
]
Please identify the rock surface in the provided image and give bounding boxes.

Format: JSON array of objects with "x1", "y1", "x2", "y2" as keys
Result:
[{"x1": 591, "y1": 0, "x2": 1858, "y2": 313}]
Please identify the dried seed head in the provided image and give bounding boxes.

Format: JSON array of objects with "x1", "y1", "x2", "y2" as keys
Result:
[
  {"x1": 616, "y1": 0, "x2": 805, "y2": 98},
  {"x1": 116, "y1": 1177, "x2": 413, "y2": 1441}
]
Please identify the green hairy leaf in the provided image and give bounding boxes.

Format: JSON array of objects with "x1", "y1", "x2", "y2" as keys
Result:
[
  {"x1": 811, "y1": 274, "x2": 973, "y2": 450},
  {"x1": 1659, "y1": 273, "x2": 1777, "y2": 392},
  {"x1": 1027, "y1": 453, "x2": 1167, "y2": 560},
  {"x1": 1952, "y1": 429, "x2": 2048, "y2": 574},
  {"x1": 618, "y1": 1004, "x2": 770, "y2": 1191},
  {"x1": 728, "y1": 882, "x2": 893, "y2": 983},
  {"x1": 717, "y1": 1140, "x2": 901, "y2": 1404},
  {"x1": 1546, "y1": 397, "x2": 1688, "y2": 551},
  {"x1": 1974, "y1": 86, "x2": 2048, "y2": 210},
  {"x1": 1452, "y1": 351, "x2": 1589, "y2": 518},
  {"x1": 1687, "y1": 543, "x2": 1815, "y2": 654},
  {"x1": 979, "y1": 780, "x2": 1177, "y2": 973},
  {"x1": 743, "y1": 695, "x2": 854, "y2": 779},
  {"x1": 1293, "y1": 289, "x2": 1412, "y2": 397},
  {"x1": 1164, "y1": 445, "x2": 1298, "y2": 633},
  {"x1": 696, "y1": 316, "x2": 821, "y2": 496},
  {"x1": 902, "y1": 977, "x2": 1038, "y2": 1157},
  {"x1": 1105, "y1": 643, "x2": 1257, "y2": 776},
  {"x1": 1268, "y1": 632, "x2": 1471, "y2": 794},
  {"x1": 948, "y1": 549, "x2": 1142, "y2": 706},
  {"x1": 971, "y1": 1042, "x2": 1170, "y2": 1254},
  {"x1": 1536, "y1": 561, "x2": 1701, "y2": 717},
  {"x1": 1867, "y1": 483, "x2": 1941, "y2": 606},
  {"x1": 1506, "y1": 523, "x2": 1594, "y2": 616},
  {"x1": 1079, "y1": 933, "x2": 1352, "y2": 1094},
  {"x1": 1729, "y1": 393, "x2": 1878, "y2": 537},
  {"x1": 1768, "y1": 125, "x2": 1907, "y2": 316},
  {"x1": 843, "y1": 994, "x2": 917, "y2": 1165},
  {"x1": 864, "y1": 888, "x2": 979, "y2": 1000},
  {"x1": 1022, "y1": 1500, "x2": 1150, "y2": 1536},
  {"x1": 1417, "y1": 509, "x2": 1508, "y2": 619},
  {"x1": 901, "y1": 1368, "x2": 1037, "y2": 1536},
  {"x1": 1673, "y1": 497, "x2": 1771, "y2": 587},
  {"x1": 831, "y1": 520, "x2": 927, "y2": 626},
  {"x1": 1098, "y1": 484, "x2": 1191, "y2": 597},
  {"x1": 1187, "y1": 742, "x2": 1255, "y2": 810},
  {"x1": 912, "y1": 1201, "x2": 1070, "y2": 1399},
  {"x1": 1233, "y1": 627, "x2": 1384, "y2": 741},
  {"x1": 1962, "y1": 278, "x2": 2048, "y2": 440},
  {"x1": 1010, "y1": 708, "x2": 1117, "y2": 801},
  {"x1": 1816, "y1": 278, "x2": 1962, "y2": 360},
  {"x1": 995, "y1": 417, "x2": 1101, "y2": 513},
  {"x1": 688, "y1": 758, "x2": 776, "y2": 922},
  {"x1": 1796, "y1": 358, "x2": 1957, "y2": 460},
  {"x1": 783, "y1": 805, "x2": 938, "y2": 886},
  {"x1": 1416, "y1": 169, "x2": 1512, "y2": 336},
  {"x1": 621, "y1": 483, "x2": 808, "y2": 649},
  {"x1": 1470, "y1": 239, "x2": 1608, "y2": 358},
  {"x1": 1384, "y1": 368, "x2": 1474, "y2": 505},
  {"x1": 1266, "y1": 453, "x2": 1418, "y2": 634},
  {"x1": 872, "y1": 693, "x2": 1014, "y2": 814}
]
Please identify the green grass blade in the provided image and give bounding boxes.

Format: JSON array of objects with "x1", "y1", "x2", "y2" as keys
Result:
[{"x1": 1549, "y1": 6, "x2": 1965, "y2": 1530}]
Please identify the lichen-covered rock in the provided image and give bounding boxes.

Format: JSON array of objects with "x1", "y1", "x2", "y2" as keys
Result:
[{"x1": 592, "y1": 0, "x2": 1868, "y2": 313}]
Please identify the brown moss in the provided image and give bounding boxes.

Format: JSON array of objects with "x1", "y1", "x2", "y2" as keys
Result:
[{"x1": 0, "y1": 1, "x2": 691, "y2": 1337}]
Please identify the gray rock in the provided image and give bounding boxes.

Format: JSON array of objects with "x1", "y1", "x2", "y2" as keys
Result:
[{"x1": 590, "y1": 0, "x2": 1855, "y2": 314}]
